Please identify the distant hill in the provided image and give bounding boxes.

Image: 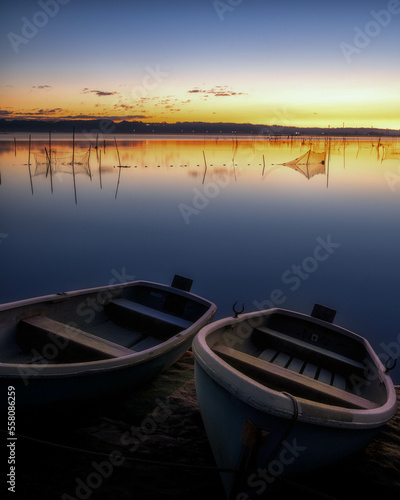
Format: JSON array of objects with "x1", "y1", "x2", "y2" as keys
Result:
[{"x1": 0, "y1": 119, "x2": 399, "y2": 137}]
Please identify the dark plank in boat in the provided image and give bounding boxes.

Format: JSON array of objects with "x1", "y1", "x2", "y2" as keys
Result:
[
  {"x1": 213, "y1": 345, "x2": 378, "y2": 410},
  {"x1": 253, "y1": 326, "x2": 365, "y2": 372},
  {"x1": 19, "y1": 316, "x2": 133, "y2": 361},
  {"x1": 108, "y1": 298, "x2": 192, "y2": 330}
]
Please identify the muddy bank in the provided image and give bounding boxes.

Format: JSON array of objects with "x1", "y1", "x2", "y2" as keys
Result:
[{"x1": 9, "y1": 352, "x2": 400, "y2": 499}]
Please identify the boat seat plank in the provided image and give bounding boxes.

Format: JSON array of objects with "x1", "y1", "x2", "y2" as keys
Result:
[
  {"x1": 302, "y1": 362, "x2": 318, "y2": 379},
  {"x1": 132, "y1": 336, "x2": 161, "y2": 352},
  {"x1": 318, "y1": 368, "x2": 333, "y2": 385},
  {"x1": 86, "y1": 320, "x2": 144, "y2": 347},
  {"x1": 258, "y1": 348, "x2": 277, "y2": 362},
  {"x1": 273, "y1": 352, "x2": 291, "y2": 368},
  {"x1": 213, "y1": 345, "x2": 377, "y2": 410},
  {"x1": 287, "y1": 357, "x2": 304, "y2": 374},
  {"x1": 19, "y1": 316, "x2": 133, "y2": 360},
  {"x1": 109, "y1": 299, "x2": 191, "y2": 330},
  {"x1": 253, "y1": 326, "x2": 365, "y2": 372},
  {"x1": 332, "y1": 373, "x2": 347, "y2": 391}
]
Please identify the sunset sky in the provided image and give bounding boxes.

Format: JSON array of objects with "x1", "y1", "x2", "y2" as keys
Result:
[{"x1": 1, "y1": 0, "x2": 399, "y2": 129}]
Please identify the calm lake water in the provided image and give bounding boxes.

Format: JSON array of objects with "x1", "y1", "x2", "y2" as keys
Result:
[{"x1": 1, "y1": 133, "x2": 399, "y2": 383}]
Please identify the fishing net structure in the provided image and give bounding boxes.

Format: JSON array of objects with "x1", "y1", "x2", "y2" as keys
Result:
[
  {"x1": 279, "y1": 150, "x2": 326, "y2": 179},
  {"x1": 33, "y1": 149, "x2": 92, "y2": 177},
  {"x1": 381, "y1": 143, "x2": 400, "y2": 162}
]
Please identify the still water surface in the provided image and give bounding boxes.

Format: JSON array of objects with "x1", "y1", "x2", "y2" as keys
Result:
[{"x1": 1, "y1": 133, "x2": 399, "y2": 382}]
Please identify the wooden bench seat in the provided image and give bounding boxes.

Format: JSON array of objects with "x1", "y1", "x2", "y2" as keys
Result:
[
  {"x1": 18, "y1": 316, "x2": 134, "y2": 362},
  {"x1": 108, "y1": 299, "x2": 191, "y2": 330},
  {"x1": 253, "y1": 326, "x2": 365, "y2": 373},
  {"x1": 213, "y1": 345, "x2": 377, "y2": 410},
  {"x1": 258, "y1": 348, "x2": 348, "y2": 390}
]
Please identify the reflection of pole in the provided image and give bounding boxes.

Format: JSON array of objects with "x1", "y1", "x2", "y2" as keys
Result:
[
  {"x1": 326, "y1": 138, "x2": 331, "y2": 189},
  {"x1": 28, "y1": 134, "x2": 33, "y2": 194},
  {"x1": 49, "y1": 131, "x2": 52, "y2": 168},
  {"x1": 45, "y1": 146, "x2": 53, "y2": 193},
  {"x1": 202, "y1": 150, "x2": 207, "y2": 185},
  {"x1": 72, "y1": 127, "x2": 77, "y2": 204},
  {"x1": 72, "y1": 126, "x2": 75, "y2": 164},
  {"x1": 99, "y1": 149, "x2": 103, "y2": 189},
  {"x1": 343, "y1": 138, "x2": 346, "y2": 168},
  {"x1": 114, "y1": 137, "x2": 122, "y2": 199}
]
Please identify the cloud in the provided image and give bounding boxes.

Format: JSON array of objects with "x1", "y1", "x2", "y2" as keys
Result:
[
  {"x1": 82, "y1": 88, "x2": 118, "y2": 97},
  {"x1": 32, "y1": 85, "x2": 52, "y2": 90},
  {"x1": 187, "y1": 86, "x2": 246, "y2": 97},
  {"x1": 60, "y1": 114, "x2": 149, "y2": 120},
  {"x1": 5, "y1": 108, "x2": 64, "y2": 118}
]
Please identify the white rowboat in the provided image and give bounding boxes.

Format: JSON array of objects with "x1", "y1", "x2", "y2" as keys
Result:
[
  {"x1": 0, "y1": 276, "x2": 216, "y2": 410},
  {"x1": 192, "y1": 305, "x2": 397, "y2": 498}
]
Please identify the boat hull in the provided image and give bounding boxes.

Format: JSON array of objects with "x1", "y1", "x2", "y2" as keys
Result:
[
  {"x1": 2, "y1": 335, "x2": 194, "y2": 410},
  {"x1": 195, "y1": 362, "x2": 380, "y2": 498}
]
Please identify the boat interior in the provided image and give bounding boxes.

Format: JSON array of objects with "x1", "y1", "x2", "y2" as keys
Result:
[
  {"x1": 210, "y1": 313, "x2": 388, "y2": 410},
  {"x1": 2, "y1": 283, "x2": 211, "y2": 365}
]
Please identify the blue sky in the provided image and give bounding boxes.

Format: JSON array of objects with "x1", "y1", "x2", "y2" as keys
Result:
[{"x1": 1, "y1": 0, "x2": 399, "y2": 127}]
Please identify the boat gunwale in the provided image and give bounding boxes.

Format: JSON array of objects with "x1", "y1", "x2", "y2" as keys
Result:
[
  {"x1": 192, "y1": 308, "x2": 397, "y2": 430},
  {"x1": 0, "y1": 280, "x2": 217, "y2": 377}
]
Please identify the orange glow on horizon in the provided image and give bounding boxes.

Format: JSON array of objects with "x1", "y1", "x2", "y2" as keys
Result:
[{"x1": 1, "y1": 83, "x2": 399, "y2": 130}]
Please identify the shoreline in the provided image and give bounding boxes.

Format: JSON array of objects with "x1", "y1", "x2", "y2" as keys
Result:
[{"x1": 10, "y1": 352, "x2": 400, "y2": 499}]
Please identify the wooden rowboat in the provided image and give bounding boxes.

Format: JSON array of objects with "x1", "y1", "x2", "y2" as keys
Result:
[
  {"x1": 0, "y1": 276, "x2": 216, "y2": 410},
  {"x1": 192, "y1": 305, "x2": 397, "y2": 498}
]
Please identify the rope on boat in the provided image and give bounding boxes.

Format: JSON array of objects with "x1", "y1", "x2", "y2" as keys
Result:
[{"x1": 261, "y1": 391, "x2": 299, "y2": 466}]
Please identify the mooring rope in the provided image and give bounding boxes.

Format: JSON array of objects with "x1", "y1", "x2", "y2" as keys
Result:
[{"x1": 0, "y1": 427, "x2": 238, "y2": 473}]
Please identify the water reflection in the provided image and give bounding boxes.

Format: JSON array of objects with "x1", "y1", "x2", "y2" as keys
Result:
[
  {"x1": 1, "y1": 134, "x2": 398, "y2": 203},
  {"x1": 1, "y1": 134, "x2": 400, "y2": 384}
]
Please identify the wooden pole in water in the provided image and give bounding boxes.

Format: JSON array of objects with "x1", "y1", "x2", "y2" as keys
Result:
[
  {"x1": 262, "y1": 154, "x2": 265, "y2": 176},
  {"x1": 28, "y1": 134, "x2": 33, "y2": 194},
  {"x1": 14, "y1": 137, "x2": 16, "y2": 156},
  {"x1": 114, "y1": 136, "x2": 121, "y2": 166},
  {"x1": 72, "y1": 126, "x2": 75, "y2": 164}
]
